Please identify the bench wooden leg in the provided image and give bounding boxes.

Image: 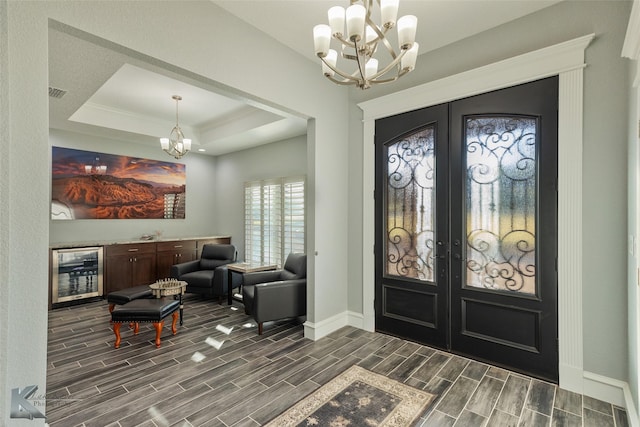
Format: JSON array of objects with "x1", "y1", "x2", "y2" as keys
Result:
[
  {"x1": 171, "y1": 311, "x2": 179, "y2": 335},
  {"x1": 113, "y1": 323, "x2": 122, "y2": 349},
  {"x1": 133, "y1": 322, "x2": 140, "y2": 335},
  {"x1": 153, "y1": 320, "x2": 164, "y2": 348}
]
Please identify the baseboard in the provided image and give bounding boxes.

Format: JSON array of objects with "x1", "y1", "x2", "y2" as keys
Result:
[
  {"x1": 303, "y1": 312, "x2": 349, "y2": 340},
  {"x1": 623, "y1": 381, "x2": 640, "y2": 427},
  {"x1": 583, "y1": 372, "x2": 640, "y2": 426},
  {"x1": 347, "y1": 310, "x2": 364, "y2": 329},
  {"x1": 303, "y1": 310, "x2": 369, "y2": 340}
]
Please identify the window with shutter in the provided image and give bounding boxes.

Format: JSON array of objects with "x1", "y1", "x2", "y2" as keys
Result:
[{"x1": 244, "y1": 176, "x2": 305, "y2": 267}]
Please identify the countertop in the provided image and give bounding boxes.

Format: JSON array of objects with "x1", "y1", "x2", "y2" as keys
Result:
[{"x1": 50, "y1": 235, "x2": 231, "y2": 249}]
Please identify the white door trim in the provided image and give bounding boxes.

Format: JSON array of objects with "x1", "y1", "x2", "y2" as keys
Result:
[{"x1": 358, "y1": 34, "x2": 594, "y2": 394}]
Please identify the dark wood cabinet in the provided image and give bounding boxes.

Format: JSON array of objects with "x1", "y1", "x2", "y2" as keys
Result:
[
  {"x1": 102, "y1": 237, "x2": 231, "y2": 295},
  {"x1": 105, "y1": 243, "x2": 157, "y2": 293},
  {"x1": 156, "y1": 240, "x2": 197, "y2": 279}
]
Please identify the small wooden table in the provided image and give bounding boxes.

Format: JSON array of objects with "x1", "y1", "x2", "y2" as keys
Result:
[
  {"x1": 226, "y1": 262, "x2": 277, "y2": 305},
  {"x1": 149, "y1": 279, "x2": 187, "y2": 325}
]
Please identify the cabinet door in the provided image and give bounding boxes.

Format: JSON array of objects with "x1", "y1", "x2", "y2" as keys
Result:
[
  {"x1": 156, "y1": 240, "x2": 197, "y2": 278},
  {"x1": 105, "y1": 243, "x2": 156, "y2": 292},
  {"x1": 131, "y1": 252, "x2": 157, "y2": 286},
  {"x1": 105, "y1": 254, "x2": 134, "y2": 293}
]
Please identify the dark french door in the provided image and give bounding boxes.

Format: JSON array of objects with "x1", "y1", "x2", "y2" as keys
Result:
[{"x1": 374, "y1": 77, "x2": 559, "y2": 382}]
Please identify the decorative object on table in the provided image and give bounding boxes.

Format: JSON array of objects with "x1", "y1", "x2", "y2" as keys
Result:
[
  {"x1": 313, "y1": 0, "x2": 418, "y2": 89},
  {"x1": 149, "y1": 278, "x2": 188, "y2": 325},
  {"x1": 51, "y1": 146, "x2": 186, "y2": 220},
  {"x1": 265, "y1": 365, "x2": 435, "y2": 426},
  {"x1": 241, "y1": 253, "x2": 307, "y2": 335},
  {"x1": 160, "y1": 95, "x2": 191, "y2": 159}
]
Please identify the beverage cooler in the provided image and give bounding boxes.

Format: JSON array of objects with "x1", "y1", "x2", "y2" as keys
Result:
[{"x1": 51, "y1": 246, "x2": 104, "y2": 304}]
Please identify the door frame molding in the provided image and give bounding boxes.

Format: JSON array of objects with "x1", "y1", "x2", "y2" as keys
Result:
[{"x1": 358, "y1": 34, "x2": 594, "y2": 395}]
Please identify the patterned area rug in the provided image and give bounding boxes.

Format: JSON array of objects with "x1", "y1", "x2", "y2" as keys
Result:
[{"x1": 266, "y1": 365, "x2": 436, "y2": 427}]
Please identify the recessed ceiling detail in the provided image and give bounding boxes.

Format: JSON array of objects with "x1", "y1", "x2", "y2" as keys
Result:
[{"x1": 65, "y1": 63, "x2": 306, "y2": 155}]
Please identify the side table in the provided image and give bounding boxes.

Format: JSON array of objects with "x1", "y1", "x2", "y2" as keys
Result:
[
  {"x1": 226, "y1": 262, "x2": 277, "y2": 305},
  {"x1": 149, "y1": 279, "x2": 187, "y2": 325}
]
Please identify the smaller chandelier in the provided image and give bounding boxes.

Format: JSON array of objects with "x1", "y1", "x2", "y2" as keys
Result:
[
  {"x1": 160, "y1": 95, "x2": 191, "y2": 159},
  {"x1": 313, "y1": 0, "x2": 418, "y2": 90},
  {"x1": 84, "y1": 156, "x2": 107, "y2": 175}
]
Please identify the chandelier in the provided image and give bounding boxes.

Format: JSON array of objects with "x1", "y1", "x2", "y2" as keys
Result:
[
  {"x1": 84, "y1": 156, "x2": 107, "y2": 175},
  {"x1": 160, "y1": 95, "x2": 191, "y2": 159},
  {"x1": 313, "y1": 0, "x2": 418, "y2": 90}
]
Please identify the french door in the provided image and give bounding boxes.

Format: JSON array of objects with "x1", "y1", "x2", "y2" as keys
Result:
[{"x1": 374, "y1": 77, "x2": 559, "y2": 382}]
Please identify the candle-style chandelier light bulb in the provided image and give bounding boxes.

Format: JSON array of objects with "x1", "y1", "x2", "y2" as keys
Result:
[
  {"x1": 160, "y1": 95, "x2": 191, "y2": 160},
  {"x1": 313, "y1": 0, "x2": 418, "y2": 89}
]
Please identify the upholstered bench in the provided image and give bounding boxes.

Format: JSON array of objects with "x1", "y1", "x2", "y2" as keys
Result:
[
  {"x1": 107, "y1": 285, "x2": 154, "y2": 314},
  {"x1": 110, "y1": 298, "x2": 180, "y2": 348}
]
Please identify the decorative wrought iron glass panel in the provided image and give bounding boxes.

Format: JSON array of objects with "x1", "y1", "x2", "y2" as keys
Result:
[
  {"x1": 385, "y1": 126, "x2": 436, "y2": 282},
  {"x1": 465, "y1": 116, "x2": 537, "y2": 295}
]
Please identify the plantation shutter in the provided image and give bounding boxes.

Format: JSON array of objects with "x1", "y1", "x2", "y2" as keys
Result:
[{"x1": 245, "y1": 176, "x2": 305, "y2": 267}]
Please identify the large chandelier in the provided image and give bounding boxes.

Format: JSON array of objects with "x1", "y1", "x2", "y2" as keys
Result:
[
  {"x1": 313, "y1": 0, "x2": 418, "y2": 90},
  {"x1": 160, "y1": 95, "x2": 191, "y2": 159}
]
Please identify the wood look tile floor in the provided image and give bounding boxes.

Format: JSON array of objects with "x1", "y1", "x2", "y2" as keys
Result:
[{"x1": 47, "y1": 295, "x2": 629, "y2": 427}]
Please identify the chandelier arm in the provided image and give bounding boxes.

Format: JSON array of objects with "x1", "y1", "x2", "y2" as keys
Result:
[
  {"x1": 353, "y1": 38, "x2": 368, "y2": 87},
  {"x1": 365, "y1": 17, "x2": 391, "y2": 50},
  {"x1": 325, "y1": 74, "x2": 359, "y2": 86},
  {"x1": 370, "y1": 67, "x2": 412, "y2": 84},
  {"x1": 334, "y1": 34, "x2": 356, "y2": 50},
  {"x1": 377, "y1": 28, "x2": 399, "y2": 60},
  {"x1": 369, "y1": 47, "x2": 408, "y2": 81},
  {"x1": 319, "y1": 54, "x2": 362, "y2": 82}
]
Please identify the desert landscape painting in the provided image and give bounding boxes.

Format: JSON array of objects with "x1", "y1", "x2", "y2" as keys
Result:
[{"x1": 51, "y1": 147, "x2": 186, "y2": 220}]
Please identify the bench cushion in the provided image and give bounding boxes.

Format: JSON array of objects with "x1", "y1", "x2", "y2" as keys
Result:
[
  {"x1": 107, "y1": 285, "x2": 153, "y2": 305},
  {"x1": 111, "y1": 298, "x2": 180, "y2": 323}
]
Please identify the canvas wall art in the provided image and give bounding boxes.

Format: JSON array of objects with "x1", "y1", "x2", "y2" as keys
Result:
[{"x1": 51, "y1": 147, "x2": 186, "y2": 220}]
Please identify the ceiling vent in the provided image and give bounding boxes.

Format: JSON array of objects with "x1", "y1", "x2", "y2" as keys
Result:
[{"x1": 48, "y1": 87, "x2": 67, "y2": 99}]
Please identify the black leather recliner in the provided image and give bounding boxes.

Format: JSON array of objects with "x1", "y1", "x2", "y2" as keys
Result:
[
  {"x1": 242, "y1": 253, "x2": 307, "y2": 334},
  {"x1": 171, "y1": 244, "x2": 236, "y2": 302}
]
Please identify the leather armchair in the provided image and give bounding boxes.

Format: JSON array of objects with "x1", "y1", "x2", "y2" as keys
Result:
[
  {"x1": 242, "y1": 253, "x2": 307, "y2": 334},
  {"x1": 171, "y1": 244, "x2": 236, "y2": 302}
]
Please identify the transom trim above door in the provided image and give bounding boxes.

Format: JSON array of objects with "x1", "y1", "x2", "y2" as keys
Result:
[{"x1": 358, "y1": 34, "x2": 594, "y2": 395}]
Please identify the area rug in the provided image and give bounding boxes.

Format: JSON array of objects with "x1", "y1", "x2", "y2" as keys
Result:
[{"x1": 265, "y1": 365, "x2": 436, "y2": 427}]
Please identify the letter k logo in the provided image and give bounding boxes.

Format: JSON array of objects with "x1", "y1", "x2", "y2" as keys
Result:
[{"x1": 10, "y1": 385, "x2": 46, "y2": 419}]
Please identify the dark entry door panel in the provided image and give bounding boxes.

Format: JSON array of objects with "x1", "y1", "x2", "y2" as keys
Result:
[
  {"x1": 449, "y1": 77, "x2": 558, "y2": 381},
  {"x1": 374, "y1": 77, "x2": 559, "y2": 382},
  {"x1": 375, "y1": 103, "x2": 449, "y2": 348}
]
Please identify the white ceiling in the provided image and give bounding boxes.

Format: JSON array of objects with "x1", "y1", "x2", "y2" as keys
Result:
[{"x1": 48, "y1": 0, "x2": 562, "y2": 157}]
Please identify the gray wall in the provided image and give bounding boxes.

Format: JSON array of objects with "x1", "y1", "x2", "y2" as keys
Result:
[
  {"x1": 627, "y1": 58, "x2": 639, "y2": 414},
  {"x1": 49, "y1": 129, "x2": 220, "y2": 244},
  {"x1": 214, "y1": 135, "x2": 308, "y2": 261},
  {"x1": 347, "y1": 0, "x2": 631, "y2": 382}
]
